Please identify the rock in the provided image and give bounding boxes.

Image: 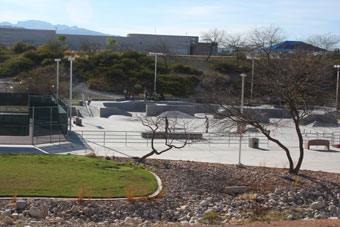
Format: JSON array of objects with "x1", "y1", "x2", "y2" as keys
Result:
[
  {"x1": 3, "y1": 216, "x2": 14, "y2": 225},
  {"x1": 124, "y1": 217, "x2": 138, "y2": 225},
  {"x1": 297, "y1": 199, "x2": 304, "y2": 205},
  {"x1": 39, "y1": 204, "x2": 48, "y2": 218},
  {"x1": 181, "y1": 220, "x2": 189, "y2": 225},
  {"x1": 275, "y1": 188, "x2": 282, "y2": 194},
  {"x1": 287, "y1": 215, "x2": 294, "y2": 220},
  {"x1": 12, "y1": 212, "x2": 19, "y2": 220},
  {"x1": 16, "y1": 200, "x2": 28, "y2": 210},
  {"x1": 0, "y1": 209, "x2": 11, "y2": 218},
  {"x1": 83, "y1": 207, "x2": 90, "y2": 216},
  {"x1": 29, "y1": 206, "x2": 44, "y2": 218},
  {"x1": 311, "y1": 201, "x2": 325, "y2": 210},
  {"x1": 329, "y1": 205, "x2": 337, "y2": 214},
  {"x1": 199, "y1": 200, "x2": 208, "y2": 206},
  {"x1": 70, "y1": 205, "x2": 78, "y2": 213},
  {"x1": 180, "y1": 205, "x2": 187, "y2": 210},
  {"x1": 225, "y1": 186, "x2": 247, "y2": 194}
]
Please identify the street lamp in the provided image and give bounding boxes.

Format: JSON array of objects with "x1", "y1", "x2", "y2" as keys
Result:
[
  {"x1": 237, "y1": 73, "x2": 247, "y2": 167},
  {"x1": 149, "y1": 52, "x2": 163, "y2": 93},
  {"x1": 334, "y1": 65, "x2": 340, "y2": 115},
  {"x1": 68, "y1": 57, "x2": 75, "y2": 132},
  {"x1": 55, "y1": 59, "x2": 61, "y2": 100}
]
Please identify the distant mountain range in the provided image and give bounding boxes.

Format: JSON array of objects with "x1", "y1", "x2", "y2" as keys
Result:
[{"x1": 0, "y1": 20, "x2": 112, "y2": 36}]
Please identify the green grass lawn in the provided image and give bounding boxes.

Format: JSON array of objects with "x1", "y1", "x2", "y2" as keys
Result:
[{"x1": 0, "y1": 154, "x2": 157, "y2": 198}]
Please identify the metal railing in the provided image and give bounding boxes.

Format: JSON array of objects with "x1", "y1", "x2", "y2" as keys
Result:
[
  {"x1": 301, "y1": 129, "x2": 340, "y2": 145},
  {"x1": 71, "y1": 130, "x2": 340, "y2": 148},
  {"x1": 72, "y1": 130, "x2": 270, "y2": 147}
]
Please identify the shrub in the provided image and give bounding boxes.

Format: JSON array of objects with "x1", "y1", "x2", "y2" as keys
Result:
[
  {"x1": 11, "y1": 41, "x2": 35, "y2": 54},
  {"x1": 214, "y1": 62, "x2": 240, "y2": 74},
  {"x1": 170, "y1": 63, "x2": 202, "y2": 76},
  {"x1": 202, "y1": 71, "x2": 231, "y2": 90},
  {"x1": 23, "y1": 50, "x2": 43, "y2": 65},
  {"x1": 37, "y1": 41, "x2": 65, "y2": 59},
  {"x1": 0, "y1": 56, "x2": 34, "y2": 77},
  {"x1": 203, "y1": 212, "x2": 220, "y2": 224},
  {"x1": 158, "y1": 74, "x2": 200, "y2": 97}
]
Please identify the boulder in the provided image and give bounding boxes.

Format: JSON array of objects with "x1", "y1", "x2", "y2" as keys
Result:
[
  {"x1": 310, "y1": 201, "x2": 325, "y2": 210},
  {"x1": 16, "y1": 200, "x2": 28, "y2": 210},
  {"x1": 225, "y1": 186, "x2": 248, "y2": 194},
  {"x1": 29, "y1": 206, "x2": 46, "y2": 218}
]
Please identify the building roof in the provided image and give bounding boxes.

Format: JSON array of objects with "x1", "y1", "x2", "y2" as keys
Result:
[{"x1": 265, "y1": 40, "x2": 323, "y2": 52}]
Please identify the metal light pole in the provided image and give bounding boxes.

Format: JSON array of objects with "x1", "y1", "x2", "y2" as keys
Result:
[
  {"x1": 55, "y1": 59, "x2": 61, "y2": 100},
  {"x1": 237, "y1": 73, "x2": 247, "y2": 167},
  {"x1": 335, "y1": 65, "x2": 340, "y2": 115},
  {"x1": 149, "y1": 52, "x2": 163, "y2": 93},
  {"x1": 68, "y1": 57, "x2": 75, "y2": 132}
]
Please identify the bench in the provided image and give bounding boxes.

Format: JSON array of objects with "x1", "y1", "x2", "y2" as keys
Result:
[{"x1": 305, "y1": 139, "x2": 329, "y2": 150}]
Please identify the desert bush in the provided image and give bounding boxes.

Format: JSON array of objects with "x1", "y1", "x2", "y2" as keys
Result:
[
  {"x1": 203, "y1": 212, "x2": 220, "y2": 224},
  {"x1": 158, "y1": 74, "x2": 200, "y2": 97},
  {"x1": 170, "y1": 63, "x2": 202, "y2": 76},
  {"x1": 214, "y1": 62, "x2": 240, "y2": 74},
  {"x1": 0, "y1": 56, "x2": 34, "y2": 77},
  {"x1": 11, "y1": 41, "x2": 36, "y2": 54}
]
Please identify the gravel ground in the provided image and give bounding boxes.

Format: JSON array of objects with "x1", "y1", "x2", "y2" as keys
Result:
[{"x1": 0, "y1": 157, "x2": 339, "y2": 226}]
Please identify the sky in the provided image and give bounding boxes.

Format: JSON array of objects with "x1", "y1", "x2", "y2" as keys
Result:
[{"x1": 0, "y1": 0, "x2": 339, "y2": 40}]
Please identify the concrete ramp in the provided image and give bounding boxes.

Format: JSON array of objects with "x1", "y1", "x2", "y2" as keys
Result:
[
  {"x1": 77, "y1": 106, "x2": 90, "y2": 118},
  {"x1": 158, "y1": 111, "x2": 196, "y2": 119},
  {"x1": 100, "y1": 107, "x2": 132, "y2": 118}
]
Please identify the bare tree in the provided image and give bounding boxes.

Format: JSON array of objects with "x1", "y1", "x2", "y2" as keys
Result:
[
  {"x1": 137, "y1": 114, "x2": 193, "y2": 162},
  {"x1": 248, "y1": 25, "x2": 285, "y2": 61},
  {"x1": 148, "y1": 40, "x2": 171, "y2": 71},
  {"x1": 201, "y1": 28, "x2": 225, "y2": 61},
  {"x1": 81, "y1": 40, "x2": 101, "y2": 57},
  {"x1": 306, "y1": 33, "x2": 340, "y2": 51},
  {"x1": 225, "y1": 33, "x2": 247, "y2": 65},
  {"x1": 203, "y1": 51, "x2": 332, "y2": 174}
]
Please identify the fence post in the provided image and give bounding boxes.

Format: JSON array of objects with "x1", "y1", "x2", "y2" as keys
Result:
[{"x1": 104, "y1": 131, "x2": 106, "y2": 146}]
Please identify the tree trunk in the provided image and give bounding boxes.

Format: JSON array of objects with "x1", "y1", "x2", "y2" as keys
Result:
[
  {"x1": 206, "y1": 44, "x2": 214, "y2": 61},
  {"x1": 137, "y1": 150, "x2": 156, "y2": 163},
  {"x1": 162, "y1": 55, "x2": 169, "y2": 72},
  {"x1": 292, "y1": 114, "x2": 304, "y2": 174},
  {"x1": 258, "y1": 126, "x2": 295, "y2": 172}
]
